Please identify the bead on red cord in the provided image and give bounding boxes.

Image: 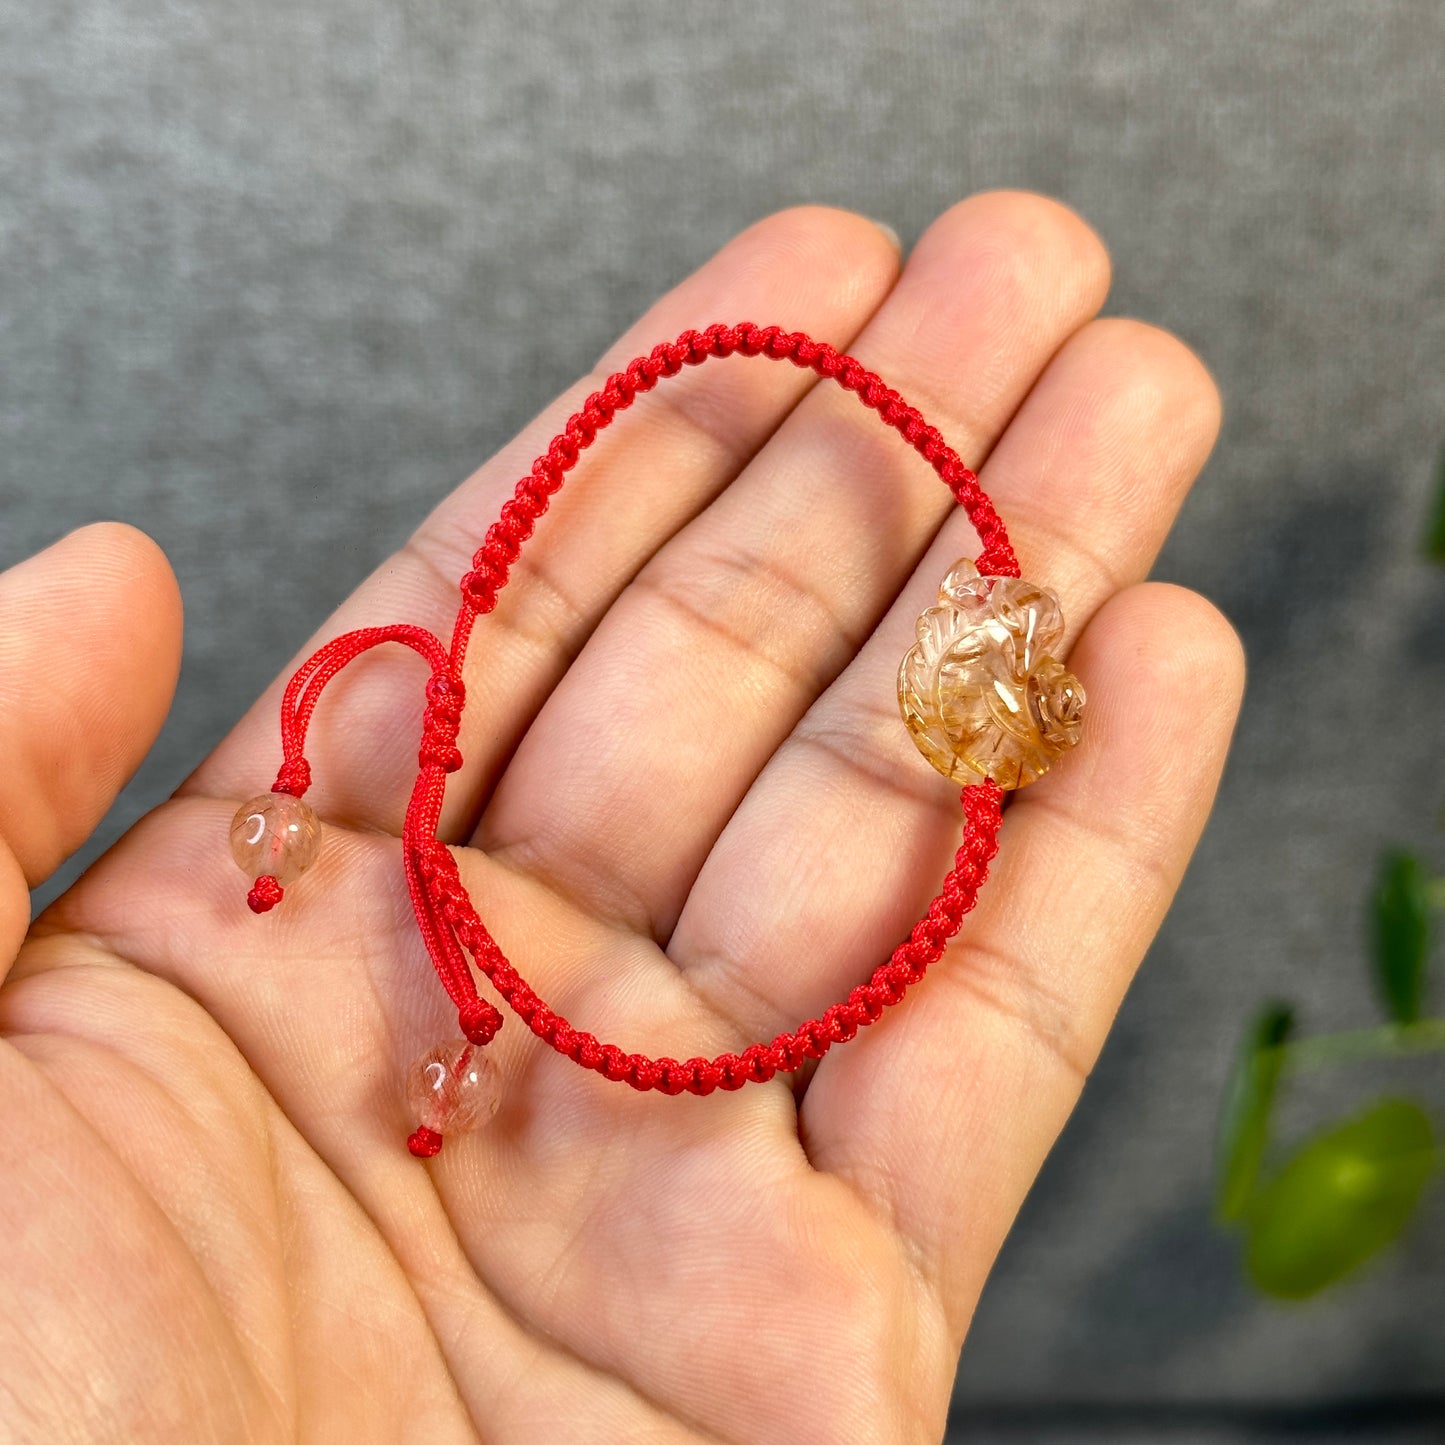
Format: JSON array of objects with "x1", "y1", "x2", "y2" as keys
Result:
[
  {"x1": 230, "y1": 791, "x2": 322, "y2": 913},
  {"x1": 230, "y1": 322, "x2": 1083, "y2": 1157},
  {"x1": 405, "y1": 1039, "x2": 502, "y2": 1157}
]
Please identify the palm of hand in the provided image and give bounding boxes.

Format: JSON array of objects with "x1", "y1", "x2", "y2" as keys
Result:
[{"x1": 0, "y1": 195, "x2": 1242, "y2": 1444}]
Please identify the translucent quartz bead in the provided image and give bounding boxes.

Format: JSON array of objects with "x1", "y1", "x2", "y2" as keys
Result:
[
  {"x1": 899, "y1": 558, "x2": 1085, "y2": 789},
  {"x1": 229, "y1": 793, "x2": 322, "y2": 886},
  {"x1": 406, "y1": 1039, "x2": 502, "y2": 1136}
]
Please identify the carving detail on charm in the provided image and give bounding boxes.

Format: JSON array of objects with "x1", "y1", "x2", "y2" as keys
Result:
[{"x1": 898, "y1": 559, "x2": 1084, "y2": 789}]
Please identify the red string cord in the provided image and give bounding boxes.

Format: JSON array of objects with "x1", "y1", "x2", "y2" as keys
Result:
[{"x1": 256, "y1": 323, "x2": 1017, "y2": 1130}]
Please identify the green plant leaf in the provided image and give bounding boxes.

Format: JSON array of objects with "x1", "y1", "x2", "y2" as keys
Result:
[
  {"x1": 1372, "y1": 851, "x2": 1432, "y2": 1024},
  {"x1": 1245, "y1": 1097, "x2": 1436, "y2": 1300},
  {"x1": 1427, "y1": 442, "x2": 1445, "y2": 564},
  {"x1": 1215, "y1": 1002, "x2": 1294, "y2": 1222}
]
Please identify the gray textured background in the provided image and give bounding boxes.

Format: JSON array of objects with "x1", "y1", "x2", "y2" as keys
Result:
[{"x1": 4, "y1": 2, "x2": 1444, "y2": 1440}]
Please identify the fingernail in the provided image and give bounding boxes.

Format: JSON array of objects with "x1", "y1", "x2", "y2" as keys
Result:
[{"x1": 870, "y1": 219, "x2": 902, "y2": 254}]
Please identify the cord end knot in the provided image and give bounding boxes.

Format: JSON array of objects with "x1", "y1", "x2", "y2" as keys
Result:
[
  {"x1": 272, "y1": 757, "x2": 312, "y2": 796},
  {"x1": 247, "y1": 875, "x2": 285, "y2": 913},
  {"x1": 407, "y1": 1125, "x2": 444, "y2": 1158},
  {"x1": 459, "y1": 998, "x2": 503, "y2": 1046}
]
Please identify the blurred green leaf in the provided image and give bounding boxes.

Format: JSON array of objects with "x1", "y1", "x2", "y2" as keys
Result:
[
  {"x1": 1372, "y1": 851, "x2": 1432, "y2": 1024},
  {"x1": 1215, "y1": 1003, "x2": 1294, "y2": 1222},
  {"x1": 1245, "y1": 1098, "x2": 1436, "y2": 1300},
  {"x1": 1428, "y1": 443, "x2": 1445, "y2": 563}
]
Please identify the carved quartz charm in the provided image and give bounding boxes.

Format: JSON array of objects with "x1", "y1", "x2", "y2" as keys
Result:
[{"x1": 898, "y1": 559, "x2": 1084, "y2": 789}]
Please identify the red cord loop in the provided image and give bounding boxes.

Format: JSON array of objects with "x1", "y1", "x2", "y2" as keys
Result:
[{"x1": 259, "y1": 323, "x2": 1019, "y2": 1107}]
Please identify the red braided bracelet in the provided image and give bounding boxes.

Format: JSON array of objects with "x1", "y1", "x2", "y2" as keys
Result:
[{"x1": 226, "y1": 322, "x2": 1085, "y2": 1156}]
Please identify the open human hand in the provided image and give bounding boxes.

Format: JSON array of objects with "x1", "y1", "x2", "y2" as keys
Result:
[{"x1": 0, "y1": 193, "x2": 1243, "y2": 1443}]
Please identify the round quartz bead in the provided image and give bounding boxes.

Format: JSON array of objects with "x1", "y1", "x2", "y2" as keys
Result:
[
  {"x1": 406, "y1": 1039, "x2": 502, "y2": 1136},
  {"x1": 229, "y1": 793, "x2": 322, "y2": 886},
  {"x1": 899, "y1": 558, "x2": 1085, "y2": 789}
]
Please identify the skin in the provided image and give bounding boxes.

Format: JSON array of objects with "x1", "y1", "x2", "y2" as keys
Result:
[{"x1": 0, "y1": 192, "x2": 1244, "y2": 1445}]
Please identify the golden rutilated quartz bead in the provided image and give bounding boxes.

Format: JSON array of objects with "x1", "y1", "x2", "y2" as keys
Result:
[
  {"x1": 406, "y1": 1039, "x2": 502, "y2": 1136},
  {"x1": 229, "y1": 793, "x2": 322, "y2": 886},
  {"x1": 898, "y1": 558, "x2": 1085, "y2": 789}
]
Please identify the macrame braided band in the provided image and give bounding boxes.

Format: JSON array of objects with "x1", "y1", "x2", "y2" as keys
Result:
[
  {"x1": 257, "y1": 322, "x2": 1017, "y2": 1112},
  {"x1": 415, "y1": 784, "x2": 1001, "y2": 1093}
]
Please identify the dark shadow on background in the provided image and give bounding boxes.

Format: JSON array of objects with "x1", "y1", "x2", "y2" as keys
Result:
[
  {"x1": 947, "y1": 1397, "x2": 1445, "y2": 1442},
  {"x1": 1407, "y1": 584, "x2": 1445, "y2": 666}
]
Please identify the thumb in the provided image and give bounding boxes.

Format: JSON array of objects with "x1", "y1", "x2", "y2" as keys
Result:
[{"x1": 0, "y1": 523, "x2": 183, "y2": 969}]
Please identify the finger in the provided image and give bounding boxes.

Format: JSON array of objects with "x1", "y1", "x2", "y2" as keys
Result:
[
  {"x1": 800, "y1": 584, "x2": 1245, "y2": 1334},
  {"x1": 472, "y1": 192, "x2": 1112, "y2": 936},
  {"x1": 0, "y1": 524, "x2": 182, "y2": 970},
  {"x1": 668, "y1": 316, "x2": 1222, "y2": 1035},
  {"x1": 182, "y1": 208, "x2": 903, "y2": 836}
]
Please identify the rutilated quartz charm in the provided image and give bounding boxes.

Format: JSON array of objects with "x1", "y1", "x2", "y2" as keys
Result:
[{"x1": 899, "y1": 558, "x2": 1084, "y2": 789}]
